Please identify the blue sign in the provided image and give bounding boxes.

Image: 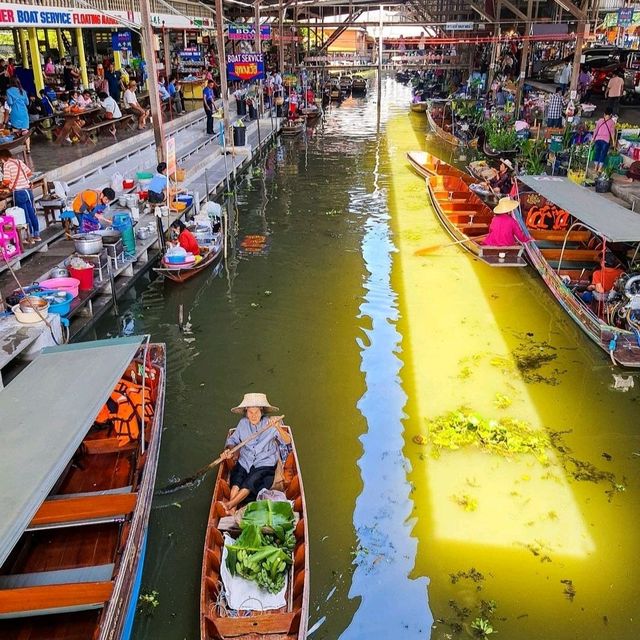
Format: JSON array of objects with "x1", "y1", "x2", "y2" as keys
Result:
[
  {"x1": 618, "y1": 8, "x2": 634, "y2": 27},
  {"x1": 228, "y1": 23, "x2": 271, "y2": 41},
  {"x1": 227, "y1": 53, "x2": 265, "y2": 82},
  {"x1": 111, "y1": 31, "x2": 132, "y2": 52},
  {"x1": 179, "y1": 48, "x2": 203, "y2": 62}
]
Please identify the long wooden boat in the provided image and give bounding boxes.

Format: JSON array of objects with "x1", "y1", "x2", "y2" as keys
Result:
[
  {"x1": 155, "y1": 225, "x2": 224, "y2": 284},
  {"x1": 282, "y1": 121, "x2": 305, "y2": 136},
  {"x1": 407, "y1": 150, "x2": 473, "y2": 182},
  {"x1": 410, "y1": 101, "x2": 428, "y2": 113},
  {"x1": 426, "y1": 173, "x2": 527, "y2": 267},
  {"x1": 517, "y1": 175, "x2": 640, "y2": 367},
  {"x1": 200, "y1": 425, "x2": 309, "y2": 640},
  {"x1": 0, "y1": 337, "x2": 166, "y2": 638},
  {"x1": 351, "y1": 77, "x2": 367, "y2": 94},
  {"x1": 427, "y1": 104, "x2": 478, "y2": 148}
]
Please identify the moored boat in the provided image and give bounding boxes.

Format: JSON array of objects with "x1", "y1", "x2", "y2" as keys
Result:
[
  {"x1": 0, "y1": 337, "x2": 166, "y2": 638},
  {"x1": 426, "y1": 174, "x2": 527, "y2": 267},
  {"x1": 517, "y1": 175, "x2": 640, "y2": 367},
  {"x1": 351, "y1": 76, "x2": 367, "y2": 94},
  {"x1": 200, "y1": 424, "x2": 309, "y2": 640},
  {"x1": 155, "y1": 213, "x2": 224, "y2": 283},
  {"x1": 282, "y1": 120, "x2": 305, "y2": 136},
  {"x1": 300, "y1": 105, "x2": 321, "y2": 121},
  {"x1": 427, "y1": 103, "x2": 478, "y2": 148},
  {"x1": 410, "y1": 101, "x2": 428, "y2": 113},
  {"x1": 482, "y1": 138, "x2": 518, "y2": 159},
  {"x1": 407, "y1": 151, "x2": 473, "y2": 182}
]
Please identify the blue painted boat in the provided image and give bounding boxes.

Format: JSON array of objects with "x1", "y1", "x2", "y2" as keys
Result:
[{"x1": 0, "y1": 337, "x2": 166, "y2": 638}]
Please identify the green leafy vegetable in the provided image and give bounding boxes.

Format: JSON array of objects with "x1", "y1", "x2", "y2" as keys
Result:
[{"x1": 240, "y1": 500, "x2": 295, "y2": 542}]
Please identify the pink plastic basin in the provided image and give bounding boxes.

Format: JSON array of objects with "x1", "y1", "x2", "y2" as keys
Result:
[{"x1": 39, "y1": 277, "x2": 81, "y2": 299}]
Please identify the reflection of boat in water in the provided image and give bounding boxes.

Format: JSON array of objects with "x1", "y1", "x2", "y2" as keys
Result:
[
  {"x1": 426, "y1": 171, "x2": 526, "y2": 267},
  {"x1": 410, "y1": 101, "x2": 428, "y2": 113},
  {"x1": 239, "y1": 234, "x2": 271, "y2": 256},
  {"x1": 199, "y1": 424, "x2": 309, "y2": 640},
  {"x1": 0, "y1": 337, "x2": 166, "y2": 638},
  {"x1": 517, "y1": 175, "x2": 640, "y2": 367}
]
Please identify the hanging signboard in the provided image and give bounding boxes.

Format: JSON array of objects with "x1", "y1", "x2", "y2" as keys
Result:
[
  {"x1": 618, "y1": 8, "x2": 635, "y2": 27},
  {"x1": 228, "y1": 23, "x2": 271, "y2": 41},
  {"x1": 445, "y1": 22, "x2": 474, "y2": 31},
  {"x1": 227, "y1": 53, "x2": 265, "y2": 82},
  {"x1": 0, "y1": 3, "x2": 213, "y2": 29},
  {"x1": 179, "y1": 47, "x2": 203, "y2": 62},
  {"x1": 111, "y1": 31, "x2": 132, "y2": 52}
]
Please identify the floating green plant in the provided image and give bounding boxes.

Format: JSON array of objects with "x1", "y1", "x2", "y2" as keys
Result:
[
  {"x1": 424, "y1": 409, "x2": 552, "y2": 464},
  {"x1": 471, "y1": 617, "x2": 497, "y2": 637},
  {"x1": 493, "y1": 393, "x2": 512, "y2": 409},
  {"x1": 450, "y1": 568, "x2": 485, "y2": 585},
  {"x1": 138, "y1": 590, "x2": 160, "y2": 616},
  {"x1": 451, "y1": 493, "x2": 478, "y2": 512},
  {"x1": 560, "y1": 579, "x2": 576, "y2": 602}
]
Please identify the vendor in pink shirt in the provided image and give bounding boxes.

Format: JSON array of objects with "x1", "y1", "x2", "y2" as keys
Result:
[{"x1": 481, "y1": 197, "x2": 530, "y2": 247}]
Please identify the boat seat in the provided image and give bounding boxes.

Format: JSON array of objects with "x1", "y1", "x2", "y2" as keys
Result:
[
  {"x1": 27, "y1": 492, "x2": 137, "y2": 530},
  {"x1": 530, "y1": 229, "x2": 591, "y2": 243},
  {"x1": 540, "y1": 248, "x2": 600, "y2": 262},
  {"x1": 0, "y1": 563, "x2": 114, "y2": 589},
  {"x1": 207, "y1": 611, "x2": 296, "y2": 636},
  {"x1": 0, "y1": 581, "x2": 113, "y2": 619},
  {"x1": 83, "y1": 437, "x2": 138, "y2": 455},
  {"x1": 48, "y1": 485, "x2": 133, "y2": 499}
]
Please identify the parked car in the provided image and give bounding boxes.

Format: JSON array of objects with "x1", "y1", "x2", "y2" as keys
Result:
[
  {"x1": 622, "y1": 50, "x2": 640, "y2": 100},
  {"x1": 590, "y1": 62, "x2": 624, "y2": 95},
  {"x1": 537, "y1": 46, "x2": 620, "y2": 82}
]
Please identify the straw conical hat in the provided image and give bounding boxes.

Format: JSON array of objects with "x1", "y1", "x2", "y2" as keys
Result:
[
  {"x1": 493, "y1": 197, "x2": 519, "y2": 214},
  {"x1": 231, "y1": 392, "x2": 279, "y2": 414}
]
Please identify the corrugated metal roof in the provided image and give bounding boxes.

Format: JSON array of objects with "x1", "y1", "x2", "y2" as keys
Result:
[
  {"x1": 0, "y1": 336, "x2": 144, "y2": 567},
  {"x1": 519, "y1": 175, "x2": 640, "y2": 242}
]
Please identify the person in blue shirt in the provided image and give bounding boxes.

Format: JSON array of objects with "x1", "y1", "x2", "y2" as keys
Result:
[
  {"x1": 147, "y1": 162, "x2": 168, "y2": 204},
  {"x1": 158, "y1": 82, "x2": 171, "y2": 106},
  {"x1": 39, "y1": 89, "x2": 54, "y2": 116},
  {"x1": 167, "y1": 75, "x2": 183, "y2": 114},
  {"x1": 203, "y1": 79, "x2": 215, "y2": 135}
]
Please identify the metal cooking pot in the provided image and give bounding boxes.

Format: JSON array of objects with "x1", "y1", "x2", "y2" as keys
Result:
[
  {"x1": 49, "y1": 266, "x2": 69, "y2": 279},
  {"x1": 73, "y1": 233, "x2": 103, "y2": 255},
  {"x1": 19, "y1": 296, "x2": 48, "y2": 314}
]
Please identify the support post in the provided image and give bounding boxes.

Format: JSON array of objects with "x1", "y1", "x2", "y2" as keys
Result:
[
  {"x1": 254, "y1": 0, "x2": 263, "y2": 144},
  {"x1": 163, "y1": 27, "x2": 171, "y2": 77},
  {"x1": 515, "y1": 0, "x2": 533, "y2": 118},
  {"x1": 486, "y1": 0, "x2": 501, "y2": 92},
  {"x1": 27, "y1": 28, "x2": 44, "y2": 92},
  {"x1": 215, "y1": 0, "x2": 231, "y2": 144},
  {"x1": 75, "y1": 28, "x2": 89, "y2": 88},
  {"x1": 19, "y1": 30, "x2": 29, "y2": 69},
  {"x1": 569, "y1": 21, "x2": 585, "y2": 98},
  {"x1": 56, "y1": 30, "x2": 66, "y2": 58},
  {"x1": 140, "y1": 0, "x2": 166, "y2": 163},
  {"x1": 279, "y1": 0, "x2": 285, "y2": 72},
  {"x1": 114, "y1": 50, "x2": 123, "y2": 71}
]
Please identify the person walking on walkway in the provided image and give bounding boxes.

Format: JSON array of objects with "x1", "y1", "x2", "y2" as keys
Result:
[
  {"x1": 203, "y1": 79, "x2": 215, "y2": 135},
  {"x1": 592, "y1": 107, "x2": 617, "y2": 173},
  {"x1": 0, "y1": 149, "x2": 40, "y2": 243},
  {"x1": 6, "y1": 78, "x2": 30, "y2": 153},
  {"x1": 605, "y1": 70, "x2": 624, "y2": 115}
]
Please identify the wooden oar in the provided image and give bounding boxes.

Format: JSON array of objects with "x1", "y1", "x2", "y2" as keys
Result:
[
  {"x1": 414, "y1": 234, "x2": 489, "y2": 256},
  {"x1": 156, "y1": 415, "x2": 284, "y2": 494}
]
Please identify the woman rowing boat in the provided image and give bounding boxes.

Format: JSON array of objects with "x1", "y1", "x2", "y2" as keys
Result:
[{"x1": 219, "y1": 393, "x2": 291, "y2": 514}]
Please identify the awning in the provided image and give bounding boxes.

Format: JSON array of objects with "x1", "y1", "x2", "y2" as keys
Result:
[
  {"x1": 0, "y1": 336, "x2": 145, "y2": 568},
  {"x1": 518, "y1": 176, "x2": 640, "y2": 242}
]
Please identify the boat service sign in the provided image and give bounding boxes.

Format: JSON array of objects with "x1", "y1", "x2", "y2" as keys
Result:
[
  {"x1": 228, "y1": 23, "x2": 271, "y2": 41},
  {"x1": 227, "y1": 53, "x2": 265, "y2": 82}
]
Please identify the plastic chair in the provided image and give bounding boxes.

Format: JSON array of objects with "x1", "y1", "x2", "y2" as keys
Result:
[{"x1": 0, "y1": 215, "x2": 22, "y2": 261}]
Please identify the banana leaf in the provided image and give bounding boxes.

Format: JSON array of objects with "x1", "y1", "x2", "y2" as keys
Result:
[{"x1": 240, "y1": 500, "x2": 294, "y2": 542}]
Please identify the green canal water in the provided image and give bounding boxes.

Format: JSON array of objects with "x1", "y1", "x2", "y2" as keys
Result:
[{"x1": 90, "y1": 78, "x2": 640, "y2": 639}]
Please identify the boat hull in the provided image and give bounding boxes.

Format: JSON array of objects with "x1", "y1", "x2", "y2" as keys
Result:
[
  {"x1": 410, "y1": 102, "x2": 428, "y2": 113},
  {"x1": 200, "y1": 426, "x2": 309, "y2": 640},
  {"x1": 155, "y1": 235, "x2": 223, "y2": 283},
  {"x1": 407, "y1": 151, "x2": 473, "y2": 182}
]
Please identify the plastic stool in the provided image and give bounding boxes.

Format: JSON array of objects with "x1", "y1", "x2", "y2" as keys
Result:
[{"x1": 0, "y1": 215, "x2": 22, "y2": 260}]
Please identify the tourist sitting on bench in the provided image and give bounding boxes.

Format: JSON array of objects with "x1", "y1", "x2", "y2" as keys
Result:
[
  {"x1": 98, "y1": 91, "x2": 122, "y2": 137},
  {"x1": 72, "y1": 187, "x2": 115, "y2": 232},
  {"x1": 581, "y1": 252, "x2": 624, "y2": 305},
  {"x1": 124, "y1": 81, "x2": 149, "y2": 130}
]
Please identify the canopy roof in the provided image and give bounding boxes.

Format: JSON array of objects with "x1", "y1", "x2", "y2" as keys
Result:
[
  {"x1": 519, "y1": 176, "x2": 640, "y2": 243},
  {"x1": 0, "y1": 336, "x2": 145, "y2": 568}
]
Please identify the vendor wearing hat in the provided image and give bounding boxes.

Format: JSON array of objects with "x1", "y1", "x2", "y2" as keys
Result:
[
  {"x1": 482, "y1": 197, "x2": 531, "y2": 247},
  {"x1": 219, "y1": 393, "x2": 291, "y2": 514},
  {"x1": 488, "y1": 158, "x2": 514, "y2": 196}
]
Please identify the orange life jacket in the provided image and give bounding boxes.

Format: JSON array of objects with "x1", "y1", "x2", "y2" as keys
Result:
[
  {"x1": 114, "y1": 378, "x2": 154, "y2": 425},
  {"x1": 96, "y1": 390, "x2": 140, "y2": 444},
  {"x1": 552, "y1": 209, "x2": 570, "y2": 230},
  {"x1": 526, "y1": 207, "x2": 550, "y2": 230}
]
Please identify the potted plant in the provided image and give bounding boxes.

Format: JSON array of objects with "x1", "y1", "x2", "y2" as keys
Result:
[{"x1": 595, "y1": 165, "x2": 614, "y2": 193}]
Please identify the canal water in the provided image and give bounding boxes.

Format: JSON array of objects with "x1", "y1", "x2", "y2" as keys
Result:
[{"x1": 91, "y1": 78, "x2": 640, "y2": 639}]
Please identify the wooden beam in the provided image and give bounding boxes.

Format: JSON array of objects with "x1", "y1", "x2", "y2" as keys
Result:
[
  {"x1": 501, "y1": 0, "x2": 527, "y2": 21},
  {"x1": 553, "y1": 0, "x2": 586, "y2": 21}
]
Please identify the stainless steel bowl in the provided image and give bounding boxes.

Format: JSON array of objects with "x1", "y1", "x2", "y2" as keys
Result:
[
  {"x1": 73, "y1": 233, "x2": 103, "y2": 255},
  {"x1": 49, "y1": 267, "x2": 69, "y2": 279},
  {"x1": 19, "y1": 296, "x2": 49, "y2": 314}
]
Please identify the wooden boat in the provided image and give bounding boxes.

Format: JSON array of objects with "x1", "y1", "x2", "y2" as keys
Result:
[
  {"x1": 339, "y1": 75, "x2": 352, "y2": 91},
  {"x1": 300, "y1": 106, "x2": 321, "y2": 121},
  {"x1": 426, "y1": 173, "x2": 527, "y2": 267},
  {"x1": 351, "y1": 77, "x2": 367, "y2": 94},
  {"x1": 200, "y1": 425, "x2": 309, "y2": 640},
  {"x1": 0, "y1": 337, "x2": 166, "y2": 638},
  {"x1": 427, "y1": 103, "x2": 478, "y2": 148},
  {"x1": 282, "y1": 120, "x2": 305, "y2": 136},
  {"x1": 410, "y1": 101, "x2": 428, "y2": 113},
  {"x1": 155, "y1": 220, "x2": 224, "y2": 283},
  {"x1": 517, "y1": 175, "x2": 640, "y2": 367},
  {"x1": 407, "y1": 151, "x2": 473, "y2": 182}
]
